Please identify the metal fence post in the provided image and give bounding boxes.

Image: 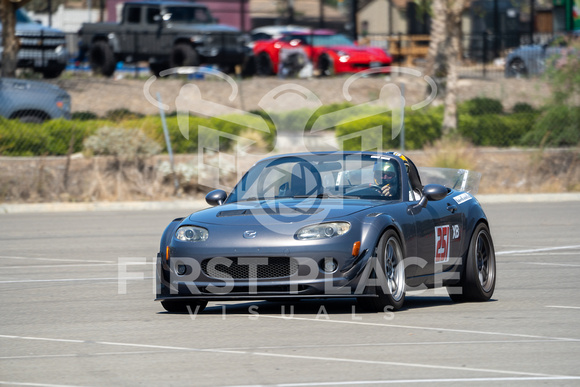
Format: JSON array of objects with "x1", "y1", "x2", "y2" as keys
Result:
[{"x1": 482, "y1": 31, "x2": 488, "y2": 78}]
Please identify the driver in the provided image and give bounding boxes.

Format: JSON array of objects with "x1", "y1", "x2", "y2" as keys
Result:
[{"x1": 373, "y1": 161, "x2": 399, "y2": 198}]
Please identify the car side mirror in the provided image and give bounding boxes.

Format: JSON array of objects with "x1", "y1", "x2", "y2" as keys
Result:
[
  {"x1": 409, "y1": 184, "x2": 448, "y2": 214},
  {"x1": 206, "y1": 189, "x2": 227, "y2": 206}
]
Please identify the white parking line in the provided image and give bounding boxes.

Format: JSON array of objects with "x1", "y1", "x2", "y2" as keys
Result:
[
  {"x1": 0, "y1": 334, "x2": 562, "y2": 378},
  {"x1": 546, "y1": 306, "x2": 580, "y2": 310},
  {"x1": 0, "y1": 277, "x2": 153, "y2": 284},
  {"x1": 0, "y1": 255, "x2": 115, "y2": 264},
  {"x1": 496, "y1": 245, "x2": 580, "y2": 256},
  {"x1": 258, "y1": 315, "x2": 580, "y2": 342},
  {"x1": 213, "y1": 338, "x2": 570, "y2": 352},
  {"x1": 526, "y1": 262, "x2": 580, "y2": 267},
  {"x1": 0, "y1": 381, "x2": 82, "y2": 387},
  {"x1": 226, "y1": 376, "x2": 580, "y2": 386},
  {"x1": 1, "y1": 262, "x2": 155, "y2": 270}
]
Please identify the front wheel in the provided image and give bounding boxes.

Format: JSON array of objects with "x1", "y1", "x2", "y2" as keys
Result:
[
  {"x1": 317, "y1": 54, "x2": 334, "y2": 77},
  {"x1": 358, "y1": 229, "x2": 406, "y2": 312},
  {"x1": 505, "y1": 58, "x2": 527, "y2": 78},
  {"x1": 160, "y1": 299, "x2": 208, "y2": 314},
  {"x1": 448, "y1": 223, "x2": 496, "y2": 302}
]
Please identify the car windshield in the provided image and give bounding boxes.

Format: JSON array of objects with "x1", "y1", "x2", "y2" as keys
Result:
[
  {"x1": 164, "y1": 6, "x2": 212, "y2": 24},
  {"x1": 285, "y1": 33, "x2": 354, "y2": 47},
  {"x1": 226, "y1": 154, "x2": 402, "y2": 203},
  {"x1": 16, "y1": 8, "x2": 34, "y2": 23}
]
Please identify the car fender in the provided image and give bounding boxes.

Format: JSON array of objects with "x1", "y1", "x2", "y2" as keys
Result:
[
  {"x1": 159, "y1": 217, "x2": 185, "y2": 258},
  {"x1": 360, "y1": 212, "x2": 408, "y2": 264},
  {"x1": 459, "y1": 198, "x2": 489, "y2": 259}
]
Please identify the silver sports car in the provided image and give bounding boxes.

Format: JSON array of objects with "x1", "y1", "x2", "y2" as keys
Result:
[{"x1": 156, "y1": 151, "x2": 496, "y2": 313}]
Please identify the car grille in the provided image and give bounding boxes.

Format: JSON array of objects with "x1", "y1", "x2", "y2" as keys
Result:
[{"x1": 201, "y1": 257, "x2": 299, "y2": 279}]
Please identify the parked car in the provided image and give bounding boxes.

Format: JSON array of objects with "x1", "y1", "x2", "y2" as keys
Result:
[
  {"x1": 253, "y1": 29, "x2": 392, "y2": 76},
  {"x1": 0, "y1": 77, "x2": 71, "y2": 123},
  {"x1": 79, "y1": 1, "x2": 248, "y2": 76},
  {"x1": 504, "y1": 35, "x2": 571, "y2": 77},
  {"x1": 156, "y1": 151, "x2": 496, "y2": 313},
  {"x1": 250, "y1": 25, "x2": 311, "y2": 43},
  {"x1": 0, "y1": 8, "x2": 68, "y2": 78}
]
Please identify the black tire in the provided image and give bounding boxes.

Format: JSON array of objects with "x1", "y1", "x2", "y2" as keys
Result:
[
  {"x1": 89, "y1": 41, "x2": 116, "y2": 77},
  {"x1": 160, "y1": 299, "x2": 208, "y2": 314},
  {"x1": 170, "y1": 43, "x2": 199, "y2": 68},
  {"x1": 505, "y1": 58, "x2": 527, "y2": 78},
  {"x1": 358, "y1": 229, "x2": 406, "y2": 312},
  {"x1": 17, "y1": 114, "x2": 46, "y2": 124},
  {"x1": 448, "y1": 223, "x2": 496, "y2": 302},
  {"x1": 317, "y1": 53, "x2": 334, "y2": 77},
  {"x1": 41, "y1": 67, "x2": 65, "y2": 79},
  {"x1": 255, "y1": 52, "x2": 274, "y2": 76},
  {"x1": 149, "y1": 61, "x2": 168, "y2": 77}
]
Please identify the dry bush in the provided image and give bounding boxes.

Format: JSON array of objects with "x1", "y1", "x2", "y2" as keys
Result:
[{"x1": 424, "y1": 137, "x2": 478, "y2": 171}]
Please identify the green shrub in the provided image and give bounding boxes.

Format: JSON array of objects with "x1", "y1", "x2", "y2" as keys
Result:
[
  {"x1": 334, "y1": 107, "x2": 443, "y2": 151},
  {"x1": 72, "y1": 111, "x2": 99, "y2": 121},
  {"x1": 521, "y1": 105, "x2": 580, "y2": 147},
  {"x1": 0, "y1": 118, "x2": 101, "y2": 156},
  {"x1": 512, "y1": 102, "x2": 535, "y2": 114},
  {"x1": 104, "y1": 108, "x2": 144, "y2": 122},
  {"x1": 459, "y1": 97, "x2": 503, "y2": 116},
  {"x1": 458, "y1": 112, "x2": 538, "y2": 147}
]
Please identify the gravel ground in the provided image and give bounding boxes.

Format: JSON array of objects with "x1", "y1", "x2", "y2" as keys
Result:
[{"x1": 52, "y1": 73, "x2": 553, "y2": 117}]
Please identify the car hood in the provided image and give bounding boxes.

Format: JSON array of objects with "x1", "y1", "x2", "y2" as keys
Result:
[
  {"x1": 0, "y1": 77, "x2": 68, "y2": 96},
  {"x1": 188, "y1": 198, "x2": 388, "y2": 226},
  {"x1": 8, "y1": 22, "x2": 65, "y2": 36}
]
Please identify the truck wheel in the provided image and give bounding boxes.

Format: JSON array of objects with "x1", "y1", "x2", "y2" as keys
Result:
[
  {"x1": 41, "y1": 67, "x2": 65, "y2": 79},
  {"x1": 149, "y1": 62, "x2": 168, "y2": 77},
  {"x1": 170, "y1": 44, "x2": 199, "y2": 68},
  {"x1": 89, "y1": 41, "x2": 116, "y2": 77}
]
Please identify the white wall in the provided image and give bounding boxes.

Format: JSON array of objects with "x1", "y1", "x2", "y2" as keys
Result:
[{"x1": 28, "y1": 5, "x2": 101, "y2": 33}]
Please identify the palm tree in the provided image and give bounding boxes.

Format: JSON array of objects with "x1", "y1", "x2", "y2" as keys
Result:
[{"x1": 425, "y1": 0, "x2": 468, "y2": 135}]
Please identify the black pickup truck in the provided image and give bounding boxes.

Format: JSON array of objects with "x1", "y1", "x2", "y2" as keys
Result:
[{"x1": 79, "y1": 1, "x2": 248, "y2": 76}]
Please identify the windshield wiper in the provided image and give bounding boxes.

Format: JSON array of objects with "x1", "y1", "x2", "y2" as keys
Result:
[{"x1": 293, "y1": 193, "x2": 359, "y2": 199}]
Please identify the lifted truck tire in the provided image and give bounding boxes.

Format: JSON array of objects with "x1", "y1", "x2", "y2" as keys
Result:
[
  {"x1": 89, "y1": 41, "x2": 116, "y2": 77},
  {"x1": 170, "y1": 44, "x2": 200, "y2": 68}
]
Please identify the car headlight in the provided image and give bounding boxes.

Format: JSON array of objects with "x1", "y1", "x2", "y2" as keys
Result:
[
  {"x1": 295, "y1": 222, "x2": 351, "y2": 240},
  {"x1": 175, "y1": 226, "x2": 209, "y2": 242}
]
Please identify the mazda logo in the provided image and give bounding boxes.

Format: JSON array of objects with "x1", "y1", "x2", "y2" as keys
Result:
[{"x1": 243, "y1": 230, "x2": 257, "y2": 239}]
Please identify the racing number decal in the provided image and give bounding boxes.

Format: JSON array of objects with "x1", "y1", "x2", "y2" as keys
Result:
[{"x1": 435, "y1": 225, "x2": 451, "y2": 263}]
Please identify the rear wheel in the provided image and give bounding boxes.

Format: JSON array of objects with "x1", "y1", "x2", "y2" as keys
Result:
[
  {"x1": 89, "y1": 41, "x2": 116, "y2": 77},
  {"x1": 170, "y1": 44, "x2": 199, "y2": 68},
  {"x1": 160, "y1": 299, "x2": 208, "y2": 313},
  {"x1": 448, "y1": 223, "x2": 496, "y2": 302},
  {"x1": 359, "y1": 229, "x2": 406, "y2": 312},
  {"x1": 255, "y1": 52, "x2": 274, "y2": 76}
]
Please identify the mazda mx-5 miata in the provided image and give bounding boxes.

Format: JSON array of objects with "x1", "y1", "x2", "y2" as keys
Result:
[{"x1": 156, "y1": 152, "x2": 496, "y2": 313}]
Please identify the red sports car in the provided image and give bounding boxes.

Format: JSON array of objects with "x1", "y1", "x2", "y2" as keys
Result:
[{"x1": 252, "y1": 30, "x2": 392, "y2": 76}]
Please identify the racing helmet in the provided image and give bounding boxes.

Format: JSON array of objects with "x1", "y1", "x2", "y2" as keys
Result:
[{"x1": 373, "y1": 161, "x2": 398, "y2": 186}]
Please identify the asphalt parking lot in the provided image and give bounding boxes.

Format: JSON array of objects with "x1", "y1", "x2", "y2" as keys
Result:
[{"x1": 1, "y1": 200, "x2": 579, "y2": 386}]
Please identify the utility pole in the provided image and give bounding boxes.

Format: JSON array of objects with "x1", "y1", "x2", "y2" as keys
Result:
[
  {"x1": 351, "y1": 0, "x2": 358, "y2": 41},
  {"x1": 319, "y1": 0, "x2": 325, "y2": 28}
]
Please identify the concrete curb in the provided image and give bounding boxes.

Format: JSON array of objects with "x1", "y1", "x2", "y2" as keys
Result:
[{"x1": 1, "y1": 194, "x2": 579, "y2": 214}]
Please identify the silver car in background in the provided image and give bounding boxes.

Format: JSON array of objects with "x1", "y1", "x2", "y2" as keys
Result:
[
  {"x1": 0, "y1": 78, "x2": 71, "y2": 123},
  {"x1": 505, "y1": 35, "x2": 571, "y2": 77}
]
